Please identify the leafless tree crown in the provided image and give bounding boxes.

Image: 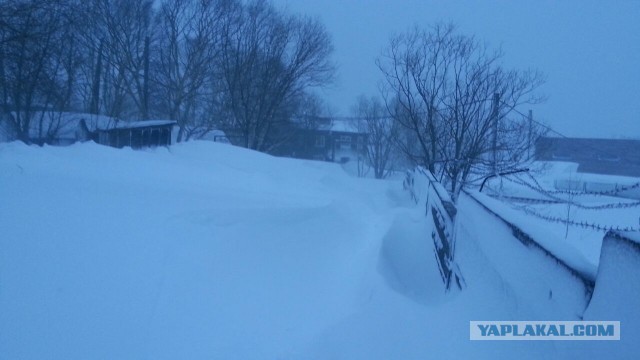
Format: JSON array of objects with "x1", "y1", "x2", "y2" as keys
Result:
[
  {"x1": 377, "y1": 23, "x2": 545, "y2": 196},
  {"x1": 0, "y1": 0, "x2": 335, "y2": 147}
]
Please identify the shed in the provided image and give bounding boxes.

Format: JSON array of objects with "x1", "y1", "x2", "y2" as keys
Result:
[{"x1": 94, "y1": 120, "x2": 176, "y2": 149}]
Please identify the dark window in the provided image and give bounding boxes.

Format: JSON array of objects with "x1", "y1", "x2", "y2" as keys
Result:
[{"x1": 339, "y1": 135, "x2": 351, "y2": 150}]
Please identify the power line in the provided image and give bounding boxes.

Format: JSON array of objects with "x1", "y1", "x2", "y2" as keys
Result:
[
  {"x1": 302, "y1": 99, "x2": 631, "y2": 162},
  {"x1": 500, "y1": 101, "x2": 629, "y2": 162}
]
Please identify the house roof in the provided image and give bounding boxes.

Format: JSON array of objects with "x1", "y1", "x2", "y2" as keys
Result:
[
  {"x1": 296, "y1": 117, "x2": 366, "y2": 134},
  {"x1": 330, "y1": 120, "x2": 360, "y2": 133},
  {"x1": 111, "y1": 120, "x2": 177, "y2": 130}
]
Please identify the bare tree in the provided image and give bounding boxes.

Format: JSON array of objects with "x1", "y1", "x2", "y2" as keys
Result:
[
  {"x1": 292, "y1": 91, "x2": 331, "y2": 130},
  {"x1": 378, "y1": 23, "x2": 545, "y2": 197},
  {"x1": 378, "y1": 25, "x2": 452, "y2": 175},
  {"x1": 0, "y1": 0, "x2": 75, "y2": 142},
  {"x1": 352, "y1": 95, "x2": 399, "y2": 179},
  {"x1": 154, "y1": 0, "x2": 226, "y2": 142},
  {"x1": 0, "y1": 0, "x2": 335, "y2": 147},
  {"x1": 218, "y1": 0, "x2": 334, "y2": 152},
  {"x1": 78, "y1": 0, "x2": 156, "y2": 119}
]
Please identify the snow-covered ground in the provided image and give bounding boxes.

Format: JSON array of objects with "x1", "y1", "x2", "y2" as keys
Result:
[{"x1": 0, "y1": 142, "x2": 637, "y2": 358}]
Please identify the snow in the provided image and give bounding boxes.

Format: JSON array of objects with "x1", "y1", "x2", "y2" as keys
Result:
[
  {"x1": 479, "y1": 161, "x2": 640, "y2": 278},
  {"x1": 330, "y1": 119, "x2": 361, "y2": 133},
  {"x1": 197, "y1": 129, "x2": 231, "y2": 143},
  {"x1": 531, "y1": 161, "x2": 640, "y2": 199},
  {"x1": 1, "y1": 141, "x2": 638, "y2": 358},
  {"x1": 378, "y1": 210, "x2": 447, "y2": 304},
  {"x1": 113, "y1": 120, "x2": 176, "y2": 129},
  {"x1": 457, "y1": 193, "x2": 591, "y2": 319},
  {"x1": 465, "y1": 191, "x2": 598, "y2": 280},
  {"x1": 565, "y1": 232, "x2": 640, "y2": 359},
  {"x1": 619, "y1": 230, "x2": 640, "y2": 244},
  {"x1": 25, "y1": 112, "x2": 117, "y2": 139}
]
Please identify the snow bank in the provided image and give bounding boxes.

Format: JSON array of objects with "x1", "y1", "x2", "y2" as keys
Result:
[
  {"x1": 0, "y1": 141, "x2": 386, "y2": 358},
  {"x1": 377, "y1": 210, "x2": 447, "y2": 304},
  {"x1": 564, "y1": 231, "x2": 640, "y2": 359},
  {"x1": 3, "y1": 141, "x2": 466, "y2": 358}
]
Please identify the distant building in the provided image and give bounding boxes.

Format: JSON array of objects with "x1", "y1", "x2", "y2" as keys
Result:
[
  {"x1": 535, "y1": 137, "x2": 640, "y2": 177},
  {"x1": 282, "y1": 119, "x2": 366, "y2": 163},
  {"x1": 199, "y1": 129, "x2": 231, "y2": 144}
]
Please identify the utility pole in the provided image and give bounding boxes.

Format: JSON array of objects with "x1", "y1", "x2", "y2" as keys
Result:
[{"x1": 491, "y1": 92, "x2": 500, "y2": 174}]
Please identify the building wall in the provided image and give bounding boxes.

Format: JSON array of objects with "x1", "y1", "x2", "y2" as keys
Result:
[
  {"x1": 536, "y1": 137, "x2": 640, "y2": 177},
  {"x1": 96, "y1": 126, "x2": 173, "y2": 149}
]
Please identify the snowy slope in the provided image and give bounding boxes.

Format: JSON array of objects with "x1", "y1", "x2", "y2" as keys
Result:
[
  {"x1": 0, "y1": 141, "x2": 635, "y2": 359},
  {"x1": 1, "y1": 141, "x2": 395, "y2": 358}
]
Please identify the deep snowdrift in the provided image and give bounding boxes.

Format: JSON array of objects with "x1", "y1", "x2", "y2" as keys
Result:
[{"x1": 0, "y1": 141, "x2": 635, "y2": 359}]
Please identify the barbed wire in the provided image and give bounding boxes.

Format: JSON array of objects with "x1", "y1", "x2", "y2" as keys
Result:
[
  {"x1": 481, "y1": 170, "x2": 640, "y2": 233},
  {"x1": 521, "y1": 171, "x2": 640, "y2": 197},
  {"x1": 495, "y1": 174, "x2": 640, "y2": 210},
  {"x1": 512, "y1": 204, "x2": 640, "y2": 233}
]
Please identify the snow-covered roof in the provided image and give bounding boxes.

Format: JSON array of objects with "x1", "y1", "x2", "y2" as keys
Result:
[
  {"x1": 112, "y1": 120, "x2": 176, "y2": 129},
  {"x1": 25, "y1": 112, "x2": 115, "y2": 139},
  {"x1": 329, "y1": 120, "x2": 363, "y2": 134},
  {"x1": 300, "y1": 118, "x2": 366, "y2": 134}
]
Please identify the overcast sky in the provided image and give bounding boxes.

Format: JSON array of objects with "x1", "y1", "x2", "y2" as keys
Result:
[{"x1": 274, "y1": 0, "x2": 640, "y2": 139}]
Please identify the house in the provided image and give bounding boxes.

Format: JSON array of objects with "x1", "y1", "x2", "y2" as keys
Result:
[
  {"x1": 535, "y1": 137, "x2": 640, "y2": 177},
  {"x1": 288, "y1": 119, "x2": 367, "y2": 163}
]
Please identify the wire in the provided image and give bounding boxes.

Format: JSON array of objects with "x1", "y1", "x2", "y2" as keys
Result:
[
  {"x1": 302, "y1": 97, "x2": 632, "y2": 165},
  {"x1": 501, "y1": 101, "x2": 629, "y2": 162}
]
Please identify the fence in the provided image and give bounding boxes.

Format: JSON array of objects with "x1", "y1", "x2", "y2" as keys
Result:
[
  {"x1": 403, "y1": 168, "x2": 464, "y2": 290},
  {"x1": 465, "y1": 190, "x2": 594, "y2": 288},
  {"x1": 463, "y1": 190, "x2": 595, "y2": 318}
]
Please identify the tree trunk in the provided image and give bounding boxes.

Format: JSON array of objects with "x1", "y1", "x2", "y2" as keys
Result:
[
  {"x1": 142, "y1": 36, "x2": 150, "y2": 119},
  {"x1": 90, "y1": 40, "x2": 103, "y2": 115}
]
